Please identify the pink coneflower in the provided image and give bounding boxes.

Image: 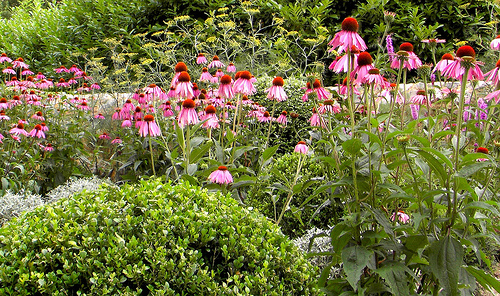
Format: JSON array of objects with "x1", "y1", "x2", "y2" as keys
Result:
[
  {"x1": 21, "y1": 68, "x2": 34, "y2": 76},
  {"x1": 0, "y1": 110, "x2": 10, "y2": 121},
  {"x1": 0, "y1": 53, "x2": 12, "y2": 63},
  {"x1": 258, "y1": 111, "x2": 273, "y2": 123},
  {"x1": 302, "y1": 82, "x2": 314, "y2": 102},
  {"x1": 77, "y1": 101, "x2": 90, "y2": 111},
  {"x1": 266, "y1": 76, "x2": 287, "y2": 102},
  {"x1": 442, "y1": 45, "x2": 484, "y2": 80},
  {"x1": 56, "y1": 78, "x2": 70, "y2": 88},
  {"x1": 410, "y1": 90, "x2": 429, "y2": 105},
  {"x1": 196, "y1": 53, "x2": 207, "y2": 64},
  {"x1": 313, "y1": 79, "x2": 331, "y2": 101},
  {"x1": 362, "y1": 68, "x2": 389, "y2": 88},
  {"x1": 31, "y1": 111, "x2": 45, "y2": 121},
  {"x1": 330, "y1": 46, "x2": 360, "y2": 73},
  {"x1": 391, "y1": 211, "x2": 410, "y2": 224},
  {"x1": 208, "y1": 165, "x2": 233, "y2": 184},
  {"x1": 10, "y1": 122, "x2": 28, "y2": 136},
  {"x1": 54, "y1": 65, "x2": 69, "y2": 73},
  {"x1": 218, "y1": 75, "x2": 234, "y2": 100},
  {"x1": 318, "y1": 99, "x2": 341, "y2": 114},
  {"x1": 491, "y1": 35, "x2": 500, "y2": 50},
  {"x1": 28, "y1": 124, "x2": 45, "y2": 138},
  {"x1": 68, "y1": 64, "x2": 80, "y2": 73},
  {"x1": 175, "y1": 71, "x2": 194, "y2": 99},
  {"x1": 485, "y1": 59, "x2": 500, "y2": 86},
  {"x1": 122, "y1": 119, "x2": 132, "y2": 128},
  {"x1": 21, "y1": 76, "x2": 36, "y2": 88},
  {"x1": 12, "y1": 57, "x2": 29, "y2": 69},
  {"x1": 134, "y1": 106, "x2": 144, "y2": 120},
  {"x1": 2, "y1": 67, "x2": 15, "y2": 75},
  {"x1": 485, "y1": 89, "x2": 500, "y2": 103},
  {"x1": 9, "y1": 96, "x2": 21, "y2": 107},
  {"x1": 215, "y1": 69, "x2": 224, "y2": 78},
  {"x1": 421, "y1": 38, "x2": 446, "y2": 45},
  {"x1": 44, "y1": 143, "x2": 54, "y2": 152},
  {"x1": 99, "y1": 132, "x2": 111, "y2": 140},
  {"x1": 432, "y1": 53, "x2": 455, "y2": 74},
  {"x1": 94, "y1": 113, "x2": 105, "y2": 119},
  {"x1": 390, "y1": 42, "x2": 422, "y2": 70},
  {"x1": 233, "y1": 71, "x2": 256, "y2": 95},
  {"x1": 192, "y1": 83, "x2": 200, "y2": 97},
  {"x1": 6, "y1": 76, "x2": 19, "y2": 86},
  {"x1": 144, "y1": 83, "x2": 163, "y2": 99},
  {"x1": 328, "y1": 17, "x2": 367, "y2": 54},
  {"x1": 351, "y1": 51, "x2": 374, "y2": 84},
  {"x1": 90, "y1": 83, "x2": 100, "y2": 90},
  {"x1": 276, "y1": 110, "x2": 287, "y2": 126},
  {"x1": 208, "y1": 55, "x2": 225, "y2": 69},
  {"x1": 36, "y1": 79, "x2": 53, "y2": 89},
  {"x1": 139, "y1": 114, "x2": 161, "y2": 137},
  {"x1": 40, "y1": 122, "x2": 48, "y2": 132},
  {"x1": 171, "y1": 62, "x2": 188, "y2": 87},
  {"x1": 122, "y1": 99, "x2": 134, "y2": 112},
  {"x1": 227, "y1": 62, "x2": 236, "y2": 73},
  {"x1": 201, "y1": 105, "x2": 219, "y2": 129},
  {"x1": 36, "y1": 72, "x2": 46, "y2": 80},
  {"x1": 178, "y1": 98, "x2": 199, "y2": 127},
  {"x1": 111, "y1": 137, "x2": 122, "y2": 144},
  {"x1": 309, "y1": 107, "x2": 326, "y2": 128},
  {"x1": 77, "y1": 83, "x2": 90, "y2": 92},
  {"x1": 294, "y1": 141, "x2": 309, "y2": 154},
  {"x1": 199, "y1": 67, "x2": 213, "y2": 82},
  {"x1": 0, "y1": 98, "x2": 9, "y2": 110},
  {"x1": 112, "y1": 108, "x2": 122, "y2": 120},
  {"x1": 0, "y1": 133, "x2": 3, "y2": 143},
  {"x1": 161, "y1": 101, "x2": 174, "y2": 117},
  {"x1": 67, "y1": 78, "x2": 78, "y2": 85}
]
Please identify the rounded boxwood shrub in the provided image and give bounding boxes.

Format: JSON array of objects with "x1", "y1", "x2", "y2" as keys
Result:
[{"x1": 0, "y1": 178, "x2": 320, "y2": 295}]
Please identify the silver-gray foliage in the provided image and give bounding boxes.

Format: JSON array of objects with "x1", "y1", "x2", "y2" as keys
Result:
[
  {"x1": 293, "y1": 227, "x2": 338, "y2": 274},
  {"x1": 0, "y1": 176, "x2": 111, "y2": 225}
]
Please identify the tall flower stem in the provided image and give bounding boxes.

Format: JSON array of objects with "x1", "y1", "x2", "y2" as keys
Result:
[
  {"x1": 399, "y1": 68, "x2": 408, "y2": 129},
  {"x1": 276, "y1": 153, "x2": 304, "y2": 225},
  {"x1": 185, "y1": 125, "x2": 191, "y2": 174},
  {"x1": 264, "y1": 100, "x2": 277, "y2": 149},
  {"x1": 449, "y1": 66, "x2": 471, "y2": 228},
  {"x1": 148, "y1": 136, "x2": 156, "y2": 176}
]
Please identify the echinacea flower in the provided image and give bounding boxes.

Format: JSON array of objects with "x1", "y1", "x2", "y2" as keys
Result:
[
  {"x1": 175, "y1": 71, "x2": 194, "y2": 99},
  {"x1": 31, "y1": 111, "x2": 45, "y2": 121},
  {"x1": 44, "y1": 143, "x2": 54, "y2": 152},
  {"x1": 208, "y1": 55, "x2": 225, "y2": 69},
  {"x1": 56, "y1": 78, "x2": 70, "y2": 88},
  {"x1": 391, "y1": 211, "x2": 410, "y2": 223},
  {"x1": 139, "y1": 114, "x2": 161, "y2": 137},
  {"x1": 111, "y1": 137, "x2": 122, "y2": 144},
  {"x1": 491, "y1": 35, "x2": 500, "y2": 50},
  {"x1": 328, "y1": 17, "x2": 367, "y2": 54},
  {"x1": 94, "y1": 113, "x2": 105, "y2": 119},
  {"x1": 421, "y1": 38, "x2": 446, "y2": 46},
  {"x1": 144, "y1": 83, "x2": 163, "y2": 99},
  {"x1": 21, "y1": 68, "x2": 34, "y2": 76},
  {"x1": 199, "y1": 67, "x2": 213, "y2": 82},
  {"x1": 266, "y1": 76, "x2": 287, "y2": 101},
  {"x1": 77, "y1": 101, "x2": 90, "y2": 111},
  {"x1": 178, "y1": 98, "x2": 199, "y2": 127},
  {"x1": 351, "y1": 51, "x2": 374, "y2": 84},
  {"x1": 54, "y1": 65, "x2": 69, "y2": 73},
  {"x1": 391, "y1": 42, "x2": 422, "y2": 70},
  {"x1": 226, "y1": 62, "x2": 236, "y2": 73},
  {"x1": 208, "y1": 165, "x2": 233, "y2": 184},
  {"x1": 258, "y1": 111, "x2": 273, "y2": 123},
  {"x1": 99, "y1": 132, "x2": 111, "y2": 140},
  {"x1": 218, "y1": 75, "x2": 234, "y2": 100},
  {"x1": 12, "y1": 57, "x2": 29, "y2": 69},
  {"x1": 442, "y1": 45, "x2": 484, "y2": 81},
  {"x1": 476, "y1": 147, "x2": 489, "y2": 154},
  {"x1": 28, "y1": 124, "x2": 45, "y2": 138},
  {"x1": 312, "y1": 79, "x2": 331, "y2": 101},
  {"x1": 432, "y1": 53, "x2": 455, "y2": 74},
  {"x1": 330, "y1": 45, "x2": 360, "y2": 73},
  {"x1": 2, "y1": 66, "x2": 15, "y2": 75},
  {"x1": 309, "y1": 107, "x2": 327, "y2": 128},
  {"x1": 232, "y1": 71, "x2": 256, "y2": 95},
  {"x1": 196, "y1": 53, "x2": 207, "y2": 64},
  {"x1": 294, "y1": 141, "x2": 309, "y2": 154},
  {"x1": 0, "y1": 53, "x2": 12, "y2": 63},
  {"x1": 485, "y1": 59, "x2": 500, "y2": 86},
  {"x1": 410, "y1": 90, "x2": 429, "y2": 105},
  {"x1": 10, "y1": 122, "x2": 28, "y2": 136},
  {"x1": 201, "y1": 105, "x2": 219, "y2": 129},
  {"x1": 0, "y1": 98, "x2": 9, "y2": 110},
  {"x1": 318, "y1": 99, "x2": 341, "y2": 114},
  {"x1": 90, "y1": 83, "x2": 101, "y2": 90},
  {"x1": 171, "y1": 62, "x2": 188, "y2": 87},
  {"x1": 276, "y1": 110, "x2": 287, "y2": 126}
]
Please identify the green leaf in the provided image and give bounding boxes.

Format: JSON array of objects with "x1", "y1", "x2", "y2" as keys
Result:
[
  {"x1": 342, "y1": 245, "x2": 372, "y2": 290},
  {"x1": 429, "y1": 235, "x2": 463, "y2": 296},
  {"x1": 262, "y1": 145, "x2": 279, "y2": 162},
  {"x1": 363, "y1": 203, "x2": 394, "y2": 239},
  {"x1": 342, "y1": 138, "x2": 362, "y2": 155},
  {"x1": 461, "y1": 201, "x2": 500, "y2": 216},
  {"x1": 190, "y1": 141, "x2": 212, "y2": 163},
  {"x1": 465, "y1": 266, "x2": 500, "y2": 294},
  {"x1": 458, "y1": 161, "x2": 491, "y2": 178},
  {"x1": 375, "y1": 262, "x2": 410, "y2": 296},
  {"x1": 412, "y1": 149, "x2": 448, "y2": 184}
]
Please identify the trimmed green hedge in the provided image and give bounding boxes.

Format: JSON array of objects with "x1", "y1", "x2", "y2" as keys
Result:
[{"x1": 0, "y1": 178, "x2": 320, "y2": 295}]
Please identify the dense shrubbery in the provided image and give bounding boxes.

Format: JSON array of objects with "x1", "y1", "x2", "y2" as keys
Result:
[{"x1": 0, "y1": 178, "x2": 320, "y2": 295}]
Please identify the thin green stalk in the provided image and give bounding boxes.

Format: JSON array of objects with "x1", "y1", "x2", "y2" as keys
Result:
[
  {"x1": 264, "y1": 99, "x2": 277, "y2": 149},
  {"x1": 148, "y1": 136, "x2": 156, "y2": 176},
  {"x1": 399, "y1": 68, "x2": 408, "y2": 130},
  {"x1": 276, "y1": 153, "x2": 305, "y2": 225},
  {"x1": 449, "y1": 66, "x2": 471, "y2": 228}
]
